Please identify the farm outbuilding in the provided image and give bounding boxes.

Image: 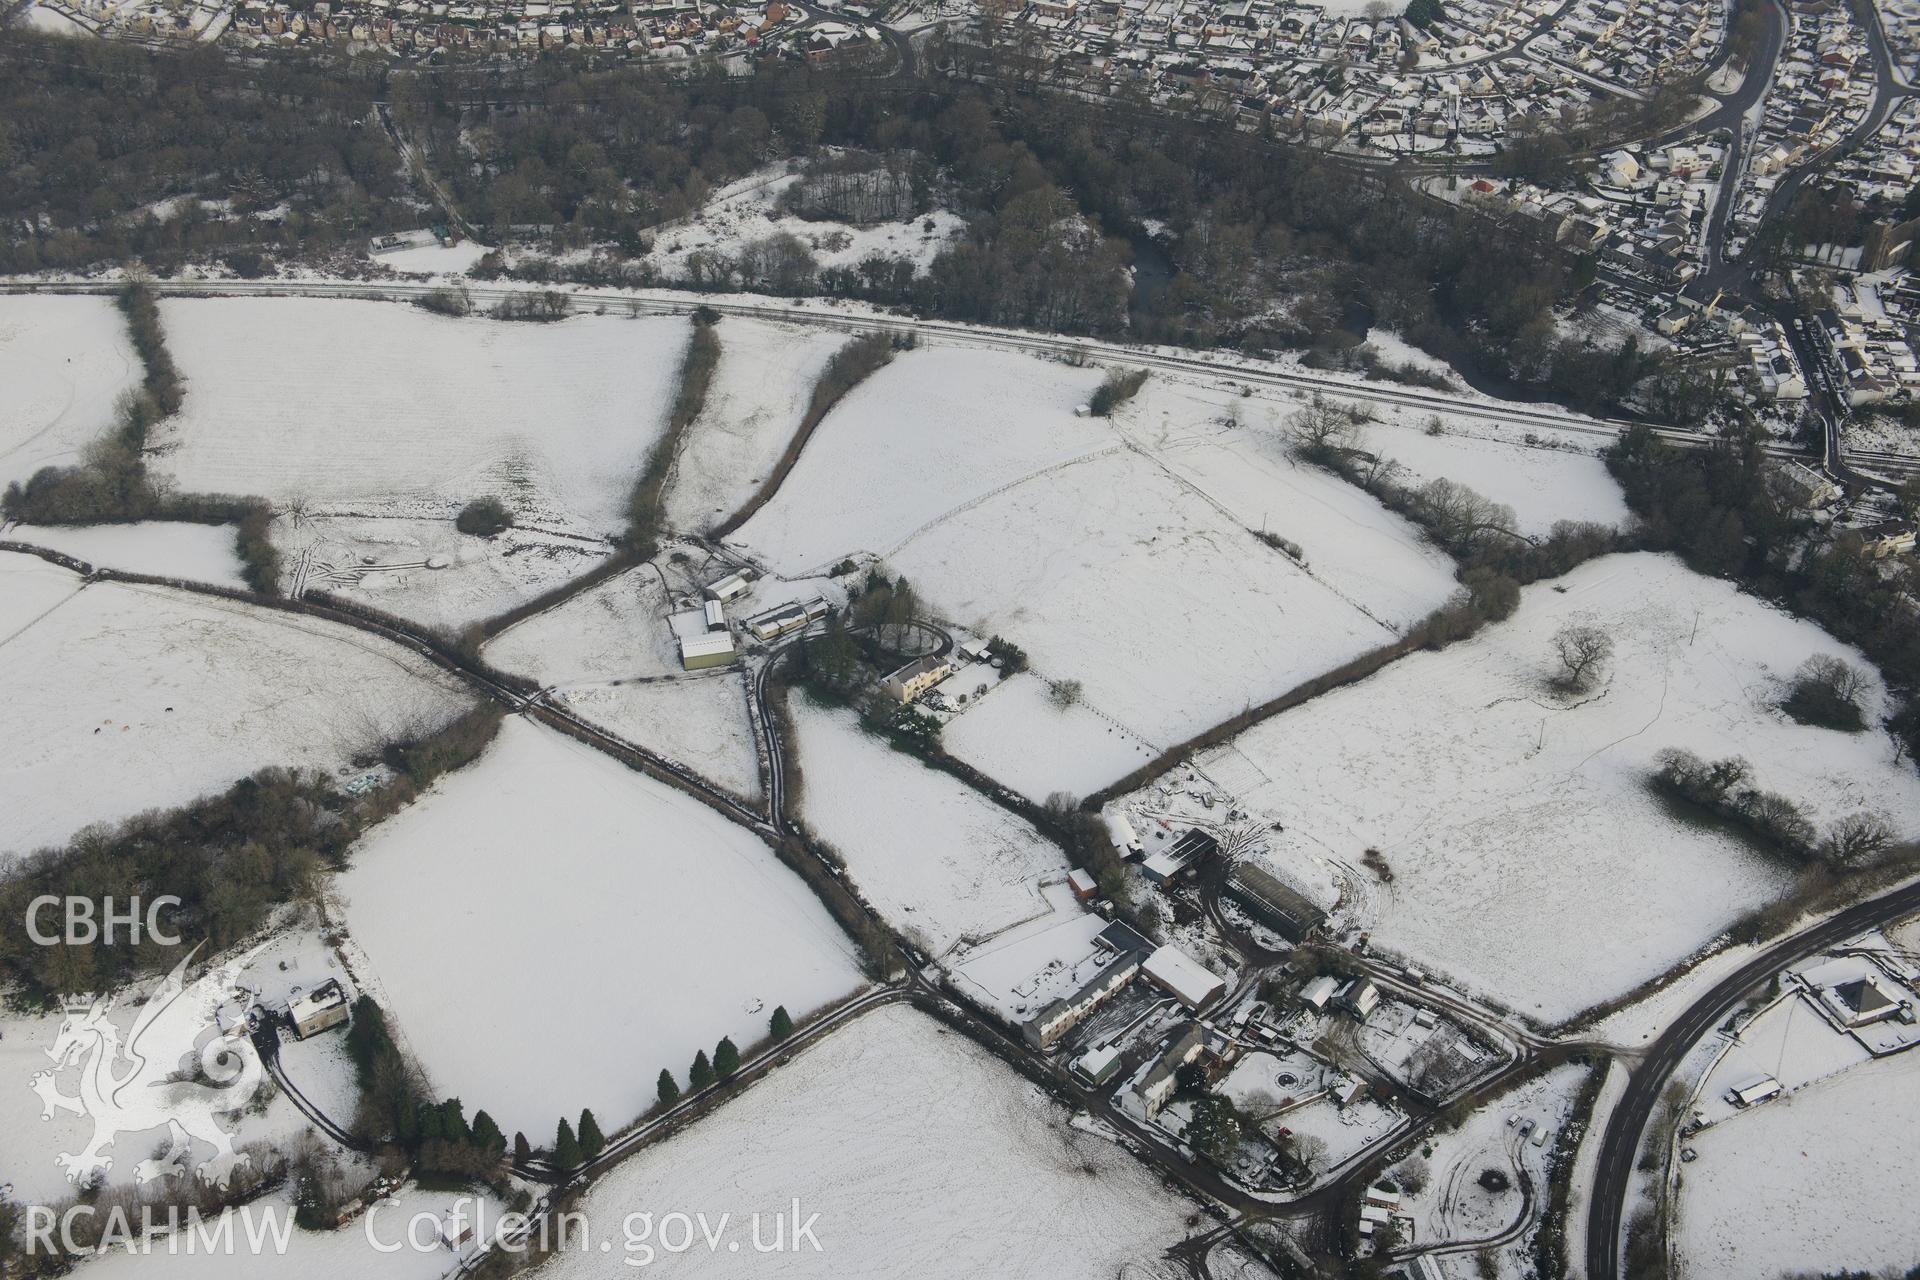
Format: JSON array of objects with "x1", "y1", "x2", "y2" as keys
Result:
[
  {"x1": 680, "y1": 632, "x2": 738, "y2": 670},
  {"x1": 704, "y1": 570, "x2": 752, "y2": 602},
  {"x1": 1143, "y1": 944, "x2": 1226, "y2": 1011},
  {"x1": 1225, "y1": 862, "x2": 1328, "y2": 942}
]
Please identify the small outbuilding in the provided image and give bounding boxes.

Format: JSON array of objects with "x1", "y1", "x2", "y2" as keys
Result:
[{"x1": 1726, "y1": 1074, "x2": 1781, "y2": 1108}]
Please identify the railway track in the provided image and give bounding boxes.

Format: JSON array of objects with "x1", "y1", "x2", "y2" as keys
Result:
[{"x1": 3, "y1": 276, "x2": 1815, "y2": 465}]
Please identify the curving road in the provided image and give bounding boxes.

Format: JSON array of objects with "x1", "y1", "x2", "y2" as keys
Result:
[{"x1": 1583, "y1": 876, "x2": 1920, "y2": 1280}]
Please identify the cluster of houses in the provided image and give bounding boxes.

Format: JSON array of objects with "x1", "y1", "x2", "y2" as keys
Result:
[
  {"x1": 1011, "y1": 917, "x2": 1227, "y2": 1051},
  {"x1": 964, "y1": 0, "x2": 1724, "y2": 154},
  {"x1": 1878, "y1": 0, "x2": 1920, "y2": 83},
  {"x1": 50, "y1": 0, "x2": 891, "y2": 63},
  {"x1": 33, "y1": 0, "x2": 906, "y2": 65},
  {"x1": 1523, "y1": 0, "x2": 1723, "y2": 88},
  {"x1": 25, "y1": 0, "x2": 231, "y2": 41},
  {"x1": 1811, "y1": 276, "x2": 1920, "y2": 407},
  {"x1": 1823, "y1": 97, "x2": 1920, "y2": 234},
  {"x1": 1723, "y1": 0, "x2": 1874, "y2": 257},
  {"x1": 1446, "y1": 136, "x2": 1732, "y2": 289},
  {"x1": 1642, "y1": 286, "x2": 1814, "y2": 403}
]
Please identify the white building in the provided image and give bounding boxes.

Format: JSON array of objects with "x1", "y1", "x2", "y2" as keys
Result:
[
  {"x1": 1142, "y1": 944, "x2": 1226, "y2": 1010},
  {"x1": 704, "y1": 570, "x2": 752, "y2": 602},
  {"x1": 680, "y1": 632, "x2": 737, "y2": 670},
  {"x1": 1300, "y1": 975, "x2": 1340, "y2": 1010},
  {"x1": 880, "y1": 655, "x2": 953, "y2": 703},
  {"x1": 289, "y1": 978, "x2": 350, "y2": 1039}
]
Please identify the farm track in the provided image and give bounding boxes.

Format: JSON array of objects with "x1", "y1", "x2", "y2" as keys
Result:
[
  {"x1": 0, "y1": 539, "x2": 771, "y2": 837},
  {"x1": 15, "y1": 281, "x2": 1914, "y2": 1277}
]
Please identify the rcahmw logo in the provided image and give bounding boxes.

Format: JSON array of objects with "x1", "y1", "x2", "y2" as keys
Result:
[
  {"x1": 32, "y1": 942, "x2": 268, "y2": 1189},
  {"x1": 26, "y1": 895, "x2": 183, "y2": 947}
]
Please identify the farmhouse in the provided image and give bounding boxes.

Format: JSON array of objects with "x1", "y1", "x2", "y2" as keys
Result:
[
  {"x1": 1300, "y1": 975, "x2": 1340, "y2": 1011},
  {"x1": 880, "y1": 654, "x2": 954, "y2": 703},
  {"x1": 1225, "y1": 862, "x2": 1329, "y2": 942},
  {"x1": 1022, "y1": 951, "x2": 1143, "y2": 1050},
  {"x1": 1143, "y1": 944, "x2": 1227, "y2": 1011},
  {"x1": 1337, "y1": 978, "x2": 1382, "y2": 1021},
  {"x1": 1827, "y1": 975, "x2": 1906, "y2": 1027},
  {"x1": 1133, "y1": 1023, "x2": 1206, "y2": 1115},
  {"x1": 288, "y1": 978, "x2": 350, "y2": 1039}
]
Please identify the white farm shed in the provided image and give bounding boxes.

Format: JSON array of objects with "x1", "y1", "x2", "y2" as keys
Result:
[{"x1": 1142, "y1": 944, "x2": 1225, "y2": 1011}]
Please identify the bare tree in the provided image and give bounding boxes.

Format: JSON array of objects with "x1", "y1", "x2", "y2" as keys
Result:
[
  {"x1": 1410, "y1": 477, "x2": 1521, "y2": 553},
  {"x1": 1820, "y1": 812, "x2": 1896, "y2": 868},
  {"x1": 1392, "y1": 1155, "x2": 1431, "y2": 1193},
  {"x1": 1552, "y1": 623, "x2": 1615, "y2": 692},
  {"x1": 1049, "y1": 679, "x2": 1084, "y2": 709},
  {"x1": 1783, "y1": 654, "x2": 1869, "y2": 730},
  {"x1": 1284, "y1": 395, "x2": 1357, "y2": 460},
  {"x1": 1290, "y1": 1133, "x2": 1329, "y2": 1170}
]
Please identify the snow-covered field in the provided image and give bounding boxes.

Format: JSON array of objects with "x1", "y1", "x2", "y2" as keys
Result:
[
  {"x1": 275, "y1": 514, "x2": 614, "y2": 632},
  {"x1": 660, "y1": 317, "x2": 845, "y2": 532},
  {"x1": 71, "y1": 1189, "x2": 492, "y2": 1280},
  {"x1": 0, "y1": 294, "x2": 141, "y2": 492},
  {"x1": 1116, "y1": 378, "x2": 1460, "y2": 626},
  {"x1": 9, "y1": 521, "x2": 247, "y2": 589},
  {"x1": 555, "y1": 673, "x2": 762, "y2": 802},
  {"x1": 886, "y1": 445, "x2": 1404, "y2": 752},
  {"x1": 940, "y1": 671, "x2": 1158, "y2": 804},
  {"x1": 483, "y1": 563, "x2": 684, "y2": 682},
  {"x1": 1186, "y1": 553, "x2": 1920, "y2": 1023},
  {"x1": 646, "y1": 165, "x2": 966, "y2": 284},
  {"x1": 789, "y1": 700, "x2": 1067, "y2": 954},
  {"x1": 545, "y1": 1005, "x2": 1200, "y2": 1280},
  {"x1": 374, "y1": 240, "x2": 493, "y2": 276},
  {"x1": 0, "y1": 552, "x2": 471, "y2": 854},
  {"x1": 1358, "y1": 421, "x2": 1630, "y2": 536},
  {"x1": 153, "y1": 298, "x2": 687, "y2": 535},
  {"x1": 1675, "y1": 1048, "x2": 1920, "y2": 1280},
  {"x1": 729, "y1": 346, "x2": 1113, "y2": 574},
  {"x1": 332, "y1": 718, "x2": 861, "y2": 1136},
  {"x1": 737, "y1": 360, "x2": 1458, "y2": 791}
]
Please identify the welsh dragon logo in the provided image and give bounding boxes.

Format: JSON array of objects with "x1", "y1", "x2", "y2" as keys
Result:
[{"x1": 31, "y1": 943, "x2": 269, "y2": 1189}]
